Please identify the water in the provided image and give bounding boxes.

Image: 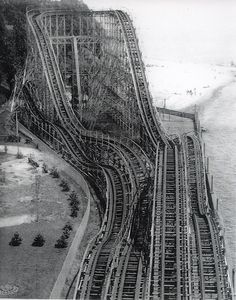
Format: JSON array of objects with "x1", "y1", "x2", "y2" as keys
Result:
[{"x1": 199, "y1": 78, "x2": 236, "y2": 279}]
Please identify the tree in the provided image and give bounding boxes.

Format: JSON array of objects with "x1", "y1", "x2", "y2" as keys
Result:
[
  {"x1": 50, "y1": 166, "x2": 59, "y2": 178},
  {"x1": 28, "y1": 157, "x2": 39, "y2": 168},
  {"x1": 63, "y1": 222, "x2": 73, "y2": 232},
  {"x1": 62, "y1": 223, "x2": 73, "y2": 238},
  {"x1": 60, "y1": 179, "x2": 70, "y2": 192},
  {"x1": 68, "y1": 191, "x2": 79, "y2": 209},
  {"x1": 54, "y1": 234, "x2": 68, "y2": 248},
  {"x1": 42, "y1": 163, "x2": 48, "y2": 173},
  {"x1": 67, "y1": 191, "x2": 79, "y2": 218},
  {"x1": 70, "y1": 209, "x2": 78, "y2": 218},
  {"x1": 32, "y1": 234, "x2": 45, "y2": 247},
  {"x1": 62, "y1": 230, "x2": 70, "y2": 239},
  {"x1": 9, "y1": 232, "x2": 22, "y2": 246}
]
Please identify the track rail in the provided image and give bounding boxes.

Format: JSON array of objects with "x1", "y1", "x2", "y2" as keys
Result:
[
  {"x1": 22, "y1": 81, "x2": 145, "y2": 300},
  {"x1": 145, "y1": 143, "x2": 182, "y2": 299},
  {"x1": 27, "y1": 10, "x2": 81, "y2": 132},
  {"x1": 115, "y1": 10, "x2": 168, "y2": 147},
  {"x1": 119, "y1": 248, "x2": 141, "y2": 300},
  {"x1": 186, "y1": 135, "x2": 204, "y2": 215},
  {"x1": 185, "y1": 134, "x2": 225, "y2": 299},
  {"x1": 27, "y1": 9, "x2": 152, "y2": 179},
  {"x1": 186, "y1": 135, "x2": 207, "y2": 215},
  {"x1": 75, "y1": 167, "x2": 129, "y2": 299},
  {"x1": 160, "y1": 145, "x2": 180, "y2": 299}
]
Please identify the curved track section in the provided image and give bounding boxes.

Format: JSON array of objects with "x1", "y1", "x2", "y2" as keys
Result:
[
  {"x1": 27, "y1": 9, "x2": 81, "y2": 132},
  {"x1": 21, "y1": 70, "x2": 148, "y2": 300},
  {"x1": 82, "y1": 168, "x2": 127, "y2": 299},
  {"x1": 186, "y1": 135, "x2": 207, "y2": 215},
  {"x1": 115, "y1": 10, "x2": 168, "y2": 147},
  {"x1": 185, "y1": 134, "x2": 229, "y2": 299},
  {"x1": 24, "y1": 11, "x2": 152, "y2": 300}
]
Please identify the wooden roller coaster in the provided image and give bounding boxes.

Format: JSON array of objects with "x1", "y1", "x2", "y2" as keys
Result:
[{"x1": 12, "y1": 5, "x2": 232, "y2": 300}]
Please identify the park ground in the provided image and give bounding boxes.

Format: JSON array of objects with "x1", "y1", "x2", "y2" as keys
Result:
[{"x1": 0, "y1": 142, "x2": 100, "y2": 299}]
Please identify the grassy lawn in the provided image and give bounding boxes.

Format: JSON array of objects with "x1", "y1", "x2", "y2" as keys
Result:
[{"x1": 0, "y1": 147, "x2": 99, "y2": 299}]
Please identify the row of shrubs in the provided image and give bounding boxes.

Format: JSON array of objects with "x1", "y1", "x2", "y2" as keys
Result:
[
  {"x1": 68, "y1": 191, "x2": 80, "y2": 218},
  {"x1": 3, "y1": 152, "x2": 81, "y2": 250},
  {"x1": 9, "y1": 223, "x2": 73, "y2": 248},
  {"x1": 9, "y1": 232, "x2": 45, "y2": 247},
  {"x1": 27, "y1": 160, "x2": 80, "y2": 218},
  {"x1": 48, "y1": 165, "x2": 80, "y2": 218},
  {"x1": 55, "y1": 223, "x2": 73, "y2": 248}
]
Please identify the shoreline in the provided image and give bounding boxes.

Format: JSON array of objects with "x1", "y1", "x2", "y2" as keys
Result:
[
  {"x1": 198, "y1": 78, "x2": 236, "y2": 284},
  {"x1": 148, "y1": 61, "x2": 236, "y2": 111}
]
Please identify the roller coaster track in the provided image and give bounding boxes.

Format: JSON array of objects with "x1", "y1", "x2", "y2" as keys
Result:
[
  {"x1": 209, "y1": 213, "x2": 231, "y2": 298},
  {"x1": 74, "y1": 173, "x2": 149, "y2": 299},
  {"x1": 21, "y1": 84, "x2": 103, "y2": 184},
  {"x1": 160, "y1": 145, "x2": 180, "y2": 299},
  {"x1": 27, "y1": 10, "x2": 81, "y2": 133},
  {"x1": 17, "y1": 7, "x2": 231, "y2": 300},
  {"x1": 27, "y1": 5, "x2": 154, "y2": 237},
  {"x1": 72, "y1": 141, "x2": 151, "y2": 299},
  {"x1": 28, "y1": 8, "x2": 168, "y2": 150},
  {"x1": 144, "y1": 142, "x2": 185, "y2": 299},
  {"x1": 84, "y1": 169, "x2": 129, "y2": 299},
  {"x1": 27, "y1": 9, "x2": 152, "y2": 177},
  {"x1": 185, "y1": 135, "x2": 227, "y2": 299},
  {"x1": 24, "y1": 12, "x2": 153, "y2": 300},
  {"x1": 22, "y1": 78, "x2": 149, "y2": 300},
  {"x1": 115, "y1": 10, "x2": 169, "y2": 147},
  {"x1": 26, "y1": 10, "x2": 183, "y2": 299},
  {"x1": 105, "y1": 170, "x2": 154, "y2": 300},
  {"x1": 23, "y1": 82, "x2": 146, "y2": 198},
  {"x1": 26, "y1": 8, "x2": 150, "y2": 187},
  {"x1": 185, "y1": 135, "x2": 206, "y2": 215},
  {"x1": 113, "y1": 245, "x2": 142, "y2": 300}
]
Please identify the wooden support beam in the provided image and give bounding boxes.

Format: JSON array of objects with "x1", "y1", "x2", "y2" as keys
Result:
[{"x1": 73, "y1": 36, "x2": 82, "y2": 111}]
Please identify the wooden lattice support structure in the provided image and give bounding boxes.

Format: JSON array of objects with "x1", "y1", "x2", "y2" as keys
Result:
[{"x1": 23, "y1": 9, "x2": 142, "y2": 139}]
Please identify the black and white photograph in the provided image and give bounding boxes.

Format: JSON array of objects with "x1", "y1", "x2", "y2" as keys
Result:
[{"x1": 0, "y1": 0, "x2": 235, "y2": 299}]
